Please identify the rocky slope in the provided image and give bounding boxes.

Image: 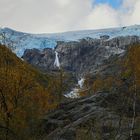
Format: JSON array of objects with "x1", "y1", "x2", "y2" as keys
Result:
[{"x1": 40, "y1": 91, "x2": 140, "y2": 140}]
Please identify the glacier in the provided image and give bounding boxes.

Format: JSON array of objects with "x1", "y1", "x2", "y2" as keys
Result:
[
  {"x1": 0, "y1": 28, "x2": 57, "y2": 57},
  {"x1": 1, "y1": 25, "x2": 140, "y2": 57},
  {"x1": 44, "y1": 25, "x2": 140, "y2": 41}
]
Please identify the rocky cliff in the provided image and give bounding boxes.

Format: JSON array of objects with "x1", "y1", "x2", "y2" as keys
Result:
[{"x1": 22, "y1": 36, "x2": 140, "y2": 76}]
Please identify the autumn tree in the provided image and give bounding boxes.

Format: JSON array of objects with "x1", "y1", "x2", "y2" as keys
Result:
[
  {"x1": 123, "y1": 45, "x2": 140, "y2": 139},
  {"x1": 0, "y1": 45, "x2": 57, "y2": 140},
  {"x1": 93, "y1": 75, "x2": 122, "y2": 93}
]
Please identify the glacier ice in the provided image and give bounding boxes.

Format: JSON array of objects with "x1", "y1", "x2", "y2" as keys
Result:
[{"x1": 0, "y1": 28, "x2": 57, "y2": 57}]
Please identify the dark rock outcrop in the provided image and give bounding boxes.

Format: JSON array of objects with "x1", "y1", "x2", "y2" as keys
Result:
[{"x1": 23, "y1": 48, "x2": 56, "y2": 71}]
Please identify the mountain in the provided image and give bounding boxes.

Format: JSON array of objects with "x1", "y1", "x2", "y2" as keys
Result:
[
  {"x1": 0, "y1": 25, "x2": 140, "y2": 75},
  {"x1": 39, "y1": 44, "x2": 140, "y2": 140},
  {"x1": 1, "y1": 25, "x2": 140, "y2": 98},
  {"x1": 0, "y1": 25, "x2": 140, "y2": 57},
  {"x1": 22, "y1": 36, "x2": 139, "y2": 76},
  {"x1": 1, "y1": 26, "x2": 140, "y2": 140}
]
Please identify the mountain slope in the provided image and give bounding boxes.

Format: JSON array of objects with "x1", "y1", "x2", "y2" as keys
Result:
[
  {"x1": 0, "y1": 44, "x2": 59, "y2": 140},
  {"x1": 1, "y1": 26, "x2": 140, "y2": 99},
  {"x1": 40, "y1": 45, "x2": 140, "y2": 140},
  {"x1": 41, "y1": 91, "x2": 140, "y2": 140},
  {"x1": 1, "y1": 26, "x2": 140, "y2": 140}
]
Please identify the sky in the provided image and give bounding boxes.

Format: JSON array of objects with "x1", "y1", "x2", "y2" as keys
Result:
[
  {"x1": 0, "y1": 0, "x2": 140, "y2": 33},
  {"x1": 94, "y1": 0, "x2": 122, "y2": 8}
]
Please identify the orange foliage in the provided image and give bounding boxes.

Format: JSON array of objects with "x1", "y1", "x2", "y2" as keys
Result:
[{"x1": 0, "y1": 45, "x2": 57, "y2": 140}]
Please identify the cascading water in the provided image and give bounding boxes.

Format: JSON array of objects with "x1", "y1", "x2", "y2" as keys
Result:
[
  {"x1": 54, "y1": 51, "x2": 60, "y2": 69},
  {"x1": 78, "y1": 78, "x2": 85, "y2": 88},
  {"x1": 64, "y1": 78, "x2": 85, "y2": 99}
]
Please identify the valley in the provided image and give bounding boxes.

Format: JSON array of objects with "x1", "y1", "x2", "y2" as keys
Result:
[{"x1": 0, "y1": 25, "x2": 140, "y2": 140}]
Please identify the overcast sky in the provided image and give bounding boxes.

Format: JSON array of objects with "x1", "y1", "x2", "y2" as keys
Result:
[{"x1": 0, "y1": 0, "x2": 140, "y2": 33}]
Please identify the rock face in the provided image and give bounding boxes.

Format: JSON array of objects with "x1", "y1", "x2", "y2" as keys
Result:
[
  {"x1": 23, "y1": 48, "x2": 56, "y2": 71},
  {"x1": 41, "y1": 92, "x2": 140, "y2": 140},
  {"x1": 22, "y1": 36, "x2": 140, "y2": 76}
]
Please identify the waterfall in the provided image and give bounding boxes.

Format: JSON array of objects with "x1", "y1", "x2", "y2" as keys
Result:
[
  {"x1": 54, "y1": 51, "x2": 60, "y2": 69},
  {"x1": 64, "y1": 77, "x2": 85, "y2": 99},
  {"x1": 78, "y1": 78, "x2": 85, "y2": 88}
]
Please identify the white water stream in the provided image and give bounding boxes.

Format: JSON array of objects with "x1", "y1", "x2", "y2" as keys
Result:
[
  {"x1": 64, "y1": 78, "x2": 85, "y2": 99},
  {"x1": 54, "y1": 51, "x2": 60, "y2": 69}
]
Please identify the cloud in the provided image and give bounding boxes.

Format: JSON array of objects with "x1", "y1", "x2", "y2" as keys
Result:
[
  {"x1": 0, "y1": 0, "x2": 140, "y2": 33},
  {"x1": 0, "y1": 0, "x2": 92, "y2": 33},
  {"x1": 83, "y1": 4, "x2": 120, "y2": 29},
  {"x1": 121, "y1": 0, "x2": 140, "y2": 26},
  {"x1": 83, "y1": 0, "x2": 140, "y2": 30}
]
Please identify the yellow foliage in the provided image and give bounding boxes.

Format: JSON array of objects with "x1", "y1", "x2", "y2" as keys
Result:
[{"x1": 0, "y1": 45, "x2": 58, "y2": 140}]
